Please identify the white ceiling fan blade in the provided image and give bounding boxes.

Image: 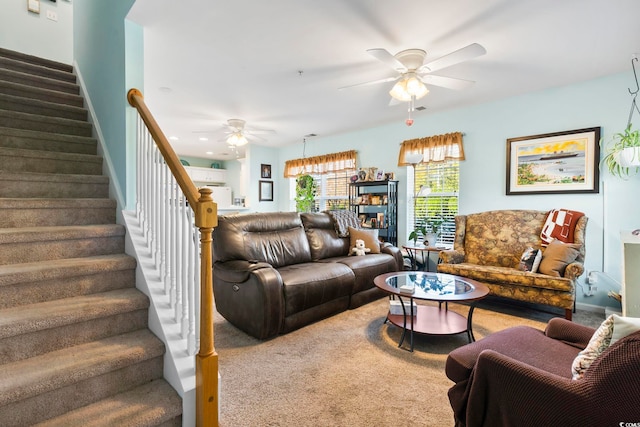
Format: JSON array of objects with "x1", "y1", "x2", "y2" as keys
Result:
[
  {"x1": 419, "y1": 43, "x2": 486, "y2": 73},
  {"x1": 367, "y1": 48, "x2": 408, "y2": 72},
  {"x1": 421, "y1": 74, "x2": 475, "y2": 90},
  {"x1": 339, "y1": 76, "x2": 399, "y2": 90}
]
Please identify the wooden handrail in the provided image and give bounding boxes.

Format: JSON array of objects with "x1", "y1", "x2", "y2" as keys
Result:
[{"x1": 127, "y1": 89, "x2": 219, "y2": 426}]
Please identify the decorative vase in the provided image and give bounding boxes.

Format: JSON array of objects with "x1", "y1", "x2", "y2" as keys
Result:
[{"x1": 425, "y1": 233, "x2": 438, "y2": 247}]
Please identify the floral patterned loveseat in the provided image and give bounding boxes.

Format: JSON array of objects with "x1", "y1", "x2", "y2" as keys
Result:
[{"x1": 437, "y1": 210, "x2": 587, "y2": 320}]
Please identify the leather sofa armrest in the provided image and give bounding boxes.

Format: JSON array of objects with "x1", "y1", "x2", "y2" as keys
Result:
[
  {"x1": 439, "y1": 249, "x2": 464, "y2": 264},
  {"x1": 381, "y1": 244, "x2": 404, "y2": 271},
  {"x1": 563, "y1": 261, "x2": 585, "y2": 280},
  {"x1": 544, "y1": 317, "x2": 595, "y2": 349},
  {"x1": 213, "y1": 260, "x2": 284, "y2": 339},
  {"x1": 214, "y1": 259, "x2": 273, "y2": 283}
]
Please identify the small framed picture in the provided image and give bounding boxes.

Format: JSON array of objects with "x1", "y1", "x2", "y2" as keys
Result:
[
  {"x1": 261, "y1": 164, "x2": 272, "y2": 179},
  {"x1": 375, "y1": 170, "x2": 385, "y2": 181},
  {"x1": 259, "y1": 180, "x2": 273, "y2": 201}
]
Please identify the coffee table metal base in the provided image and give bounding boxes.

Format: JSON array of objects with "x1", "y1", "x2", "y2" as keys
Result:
[{"x1": 385, "y1": 300, "x2": 478, "y2": 351}]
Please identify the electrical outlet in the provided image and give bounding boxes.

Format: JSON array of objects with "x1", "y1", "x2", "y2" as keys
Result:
[
  {"x1": 588, "y1": 271, "x2": 598, "y2": 285},
  {"x1": 46, "y1": 10, "x2": 58, "y2": 21}
]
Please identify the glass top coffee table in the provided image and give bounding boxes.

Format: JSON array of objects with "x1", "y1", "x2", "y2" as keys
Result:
[{"x1": 374, "y1": 271, "x2": 489, "y2": 351}]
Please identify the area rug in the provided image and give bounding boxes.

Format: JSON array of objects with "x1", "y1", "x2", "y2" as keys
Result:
[{"x1": 215, "y1": 298, "x2": 602, "y2": 427}]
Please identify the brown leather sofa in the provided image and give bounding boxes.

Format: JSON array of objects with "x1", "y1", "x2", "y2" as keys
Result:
[
  {"x1": 445, "y1": 318, "x2": 640, "y2": 426},
  {"x1": 212, "y1": 211, "x2": 403, "y2": 339}
]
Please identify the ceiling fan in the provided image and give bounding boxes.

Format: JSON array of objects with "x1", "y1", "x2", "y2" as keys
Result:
[
  {"x1": 340, "y1": 43, "x2": 486, "y2": 124},
  {"x1": 194, "y1": 118, "x2": 276, "y2": 147}
]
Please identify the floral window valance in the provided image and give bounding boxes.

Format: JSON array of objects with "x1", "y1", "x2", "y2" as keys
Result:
[
  {"x1": 397, "y1": 132, "x2": 465, "y2": 166},
  {"x1": 284, "y1": 150, "x2": 357, "y2": 177}
]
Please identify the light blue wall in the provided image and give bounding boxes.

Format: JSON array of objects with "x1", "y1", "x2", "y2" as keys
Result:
[
  {"x1": 0, "y1": 0, "x2": 73, "y2": 64},
  {"x1": 125, "y1": 19, "x2": 144, "y2": 209},
  {"x1": 277, "y1": 71, "x2": 640, "y2": 309},
  {"x1": 248, "y1": 144, "x2": 279, "y2": 212},
  {"x1": 74, "y1": 0, "x2": 137, "y2": 208}
]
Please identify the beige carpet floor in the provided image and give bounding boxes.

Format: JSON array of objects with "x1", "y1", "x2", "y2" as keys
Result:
[{"x1": 215, "y1": 297, "x2": 603, "y2": 427}]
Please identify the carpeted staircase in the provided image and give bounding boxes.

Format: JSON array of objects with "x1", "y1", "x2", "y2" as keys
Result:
[{"x1": 0, "y1": 48, "x2": 183, "y2": 426}]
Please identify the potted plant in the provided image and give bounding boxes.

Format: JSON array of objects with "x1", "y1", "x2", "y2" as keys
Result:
[
  {"x1": 424, "y1": 217, "x2": 444, "y2": 247},
  {"x1": 601, "y1": 123, "x2": 640, "y2": 178},
  {"x1": 408, "y1": 217, "x2": 444, "y2": 247},
  {"x1": 295, "y1": 174, "x2": 317, "y2": 212}
]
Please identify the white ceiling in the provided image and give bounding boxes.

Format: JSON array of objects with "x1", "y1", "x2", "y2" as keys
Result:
[{"x1": 126, "y1": 0, "x2": 640, "y2": 160}]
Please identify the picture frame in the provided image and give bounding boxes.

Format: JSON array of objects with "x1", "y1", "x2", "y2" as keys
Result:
[
  {"x1": 506, "y1": 127, "x2": 600, "y2": 195},
  {"x1": 261, "y1": 164, "x2": 272, "y2": 179},
  {"x1": 375, "y1": 170, "x2": 385, "y2": 181},
  {"x1": 259, "y1": 180, "x2": 273, "y2": 201}
]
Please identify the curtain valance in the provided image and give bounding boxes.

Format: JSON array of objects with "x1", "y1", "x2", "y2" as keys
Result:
[
  {"x1": 397, "y1": 132, "x2": 465, "y2": 166},
  {"x1": 284, "y1": 150, "x2": 357, "y2": 177}
]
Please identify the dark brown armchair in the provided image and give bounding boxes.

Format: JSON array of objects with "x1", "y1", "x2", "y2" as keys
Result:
[{"x1": 445, "y1": 318, "x2": 640, "y2": 427}]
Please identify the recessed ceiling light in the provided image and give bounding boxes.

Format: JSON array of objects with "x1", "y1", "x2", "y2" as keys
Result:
[
  {"x1": 199, "y1": 137, "x2": 209, "y2": 141},
  {"x1": 206, "y1": 151, "x2": 213, "y2": 155},
  {"x1": 169, "y1": 136, "x2": 179, "y2": 141}
]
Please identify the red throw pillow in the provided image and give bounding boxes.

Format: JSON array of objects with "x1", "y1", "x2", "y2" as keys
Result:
[{"x1": 540, "y1": 208, "x2": 584, "y2": 245}]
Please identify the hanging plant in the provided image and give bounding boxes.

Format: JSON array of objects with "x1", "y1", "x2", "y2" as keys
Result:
[
  {"x1": 601, "y1": 123, "x2": 640, "y2": 178},
  {"x1": 295, "y1": 174, "x2": 317, "y2": 212}
]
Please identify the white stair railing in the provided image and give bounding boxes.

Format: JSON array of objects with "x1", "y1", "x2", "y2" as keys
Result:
[{"x1": 135, "y1": 114, "x2": 200, "y2": 355}]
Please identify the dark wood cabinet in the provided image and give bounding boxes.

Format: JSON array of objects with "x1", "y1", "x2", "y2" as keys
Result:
[{"x1": 349, "y1": 180, "x2": 398, "y2": 246}]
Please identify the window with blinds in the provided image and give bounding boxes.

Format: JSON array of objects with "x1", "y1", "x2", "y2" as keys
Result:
[
  {"x1": 411, "y1": 161, "x2": 459, "y2": 247},
  {"x1": 293, "y1": 170, "x2": 355, "y2": 212}
]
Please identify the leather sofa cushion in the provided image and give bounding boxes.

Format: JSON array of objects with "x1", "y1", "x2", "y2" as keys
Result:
[
  {"x1": 301, "y1": 212, "x2": 350, "y2": 260},
  {"x1": 213, "y1": 212, "x2": 311, "y2": 267},
  {"x1": 279, "y1": 262, "x2": 354, "y2": 316}
]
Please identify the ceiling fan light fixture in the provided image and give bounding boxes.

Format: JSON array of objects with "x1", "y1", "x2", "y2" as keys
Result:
[
  {"x1": 389, "y1": 74, "x2": 428, "y2": 101},
  {"x1": 227, "y1": 132, "x2": 248, "y2": 146}
]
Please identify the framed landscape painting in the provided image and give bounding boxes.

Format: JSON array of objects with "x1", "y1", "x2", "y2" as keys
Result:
[{"x1": 506, "y1": 127, "x2": 600, "y2": 195}]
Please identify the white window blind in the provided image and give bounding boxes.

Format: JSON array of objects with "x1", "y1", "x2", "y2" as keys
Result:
[{"x1": 411, "y1": 161, "x2": 459, "y2": 246}]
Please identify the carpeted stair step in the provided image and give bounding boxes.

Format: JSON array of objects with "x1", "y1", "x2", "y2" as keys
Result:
[
  {"x1": 0, "y1": 288, "x2": 149, "y2": 364},
  {"x1": 0, "y1": 147, "x2": 102, "y2": 175},
  {"x1": 0, "y1": 55, "x2": 76, "y2": 84},
  {"x1": 0, "y1": 92, "x2": 87, "y2": 121},
  {"x1": 0, "y1": 80, "x2": 83, "y2": 108},
  {"x1": 0, "y1": 198, "x2": 115, "y2": 228},
  {"x1": 34, "y1": 379, "x2": 182, "y2": 427},
  {"x1": 0, "y1": 109, "x2": 92, "y2": 137},
  {"x1": 0, "y1": 254, "x2": 136, "y2": 309},
  {"x1": 0, "y1": 47, "x2": 74, "y2": 74},
  {"x1": 0, "y1": 127, "x2": 97, "y2": 155},
  {"x1": 0, "y1": 224, "x2": 125, "y2": 265},
  {"x1": 0, "y1": 67, "x2": 79, "y2": 95},
  {"x1": 0, "y1": 330, "x2": 166, "y2": 427},
  {"x1": 0, "y1": 171, "x2": 108, "y2": 198}
]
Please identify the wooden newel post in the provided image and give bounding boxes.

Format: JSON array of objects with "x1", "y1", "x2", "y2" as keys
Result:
[{"x1": 194, "y1": 187, "x2": 219, "y2": 426}]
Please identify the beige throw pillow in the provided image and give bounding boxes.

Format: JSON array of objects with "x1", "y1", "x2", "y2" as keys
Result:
[
  {"x1": 348, "y1": 226, "x2": 380, "y2": 255},
  {"x1": 538, "y1": 239, "x2": 580, "y2": 277},
  {"x1": 571, "y1": 315, "x2": 614, "y2": 380}
]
